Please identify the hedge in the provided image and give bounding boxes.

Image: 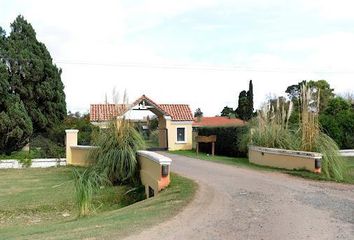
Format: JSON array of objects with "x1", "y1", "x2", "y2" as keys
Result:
[{"x1": 195, "y1": 126, "x2": 248, "y2": 157}]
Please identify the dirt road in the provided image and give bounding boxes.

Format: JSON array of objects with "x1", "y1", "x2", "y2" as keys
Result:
[{"x1": 125, "y1": 153, "x2": 354, "y2": 240}]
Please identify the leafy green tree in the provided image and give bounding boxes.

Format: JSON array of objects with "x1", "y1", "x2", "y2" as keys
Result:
[
  {"x1": 320, "y1": 97, "x2": 354, "y2": 149},
  {"x1": 286, "y1": 80, "x2": 334, "y2": 113},
  {"x1": 6, "y1": 15, "x2": 66, "y2": 135},
  {"x1": 220, "y1": 106, "x2": 234, "y2": 117},
  {"x1": 194, "y1": 108, "x2": 203, "y2": 118}
]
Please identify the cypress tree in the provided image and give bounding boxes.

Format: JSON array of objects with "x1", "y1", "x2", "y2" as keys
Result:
[
  {"x1": 6, "y1": 15, "x2": 66, "y2": 134},
  {"x1": 236, "y1": 80, "x2": 254, "y2": 121},
  {"x1": 0, "y1": 27, "x2": 33, "y2": 154},
  {"x1": 247, "y1": 80, "x2": 254, "y2": 117}
]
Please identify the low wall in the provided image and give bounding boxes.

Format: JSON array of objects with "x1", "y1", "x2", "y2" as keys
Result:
[
  {"x1": 70, "y1": 146, "x2": 97, "y2": 167},
  {"x1": 0, "y1": 158, "x2": 66, "y2": 169},
  {"x1": 137, "y1": 150, "x2": 172, "y2": 198},
  {"x1": 339, "y1": 150, "x2": 354, "y2": 157},
  {"x1": 249, "y1": 146, "x2": 322, "y2": 173}
]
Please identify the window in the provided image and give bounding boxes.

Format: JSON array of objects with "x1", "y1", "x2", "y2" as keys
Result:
[{"x1": 177, "y1": 127, "x2": 186, "y2": 142}]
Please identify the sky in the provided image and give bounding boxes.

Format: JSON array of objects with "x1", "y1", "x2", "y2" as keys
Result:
[{"x1": 1, "y1": 0, "x2": 354, "y2": 116}]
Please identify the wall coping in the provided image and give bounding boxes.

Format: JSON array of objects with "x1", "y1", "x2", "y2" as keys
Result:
[
  {"x1": 137, "y1": 150, "x2": 172, "y2": 165},
  {"x1": 70, "y1": 145, "x2": 98, "y2": 150},
  {"x1": 249, "y1": 145, "x2": 322, "y2": 159},
  {"x1": 65, "y1": 129, "x2": 79, "y2": 133},
  {"x1": 0, "y1": 158, "x2": 66, "y2": 162}
]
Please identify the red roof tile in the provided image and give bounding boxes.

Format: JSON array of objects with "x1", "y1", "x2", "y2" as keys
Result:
[
  {"x1": 193, "y1": 116, "x2": 246, "y2": 127},
  {"x1": 90, "y1": 104, "x2": 127, "y2": 122},
  {"x1": 159, "y1": 104, "x2": 194, "y2": 121},
  {"x1": 90, "y1": 95, "x2": 194, "y2": 121}
]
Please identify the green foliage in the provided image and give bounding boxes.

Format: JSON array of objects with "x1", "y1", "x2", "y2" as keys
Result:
[
  {"x1": 29, "y1": 135, "x2": 65, "y2": 158},
  {"x1": 246, "y1": 98, "x2": 300, "y2": 150},
  {"x1": 0, "y1": 62, "x2": 33, "y2": 154},
  {"x1": 72, "y1": 168, "x2": 110, "y2": 216},
  {"x1": 286, "y1": 80, "x2": 334, "y2": 114},
  {"x1": 5, "y1": 15, "x2": 66, "y2": 134},
  {"x1": 73, "y1": 118, "x2": 145, "y2": 216},
  {"x1": 148, "y1": 116, "x2": 159, "y2": 131},
  {"x1": 248, "y1": 84, "x2": 346, "y2": 181},
  {"x1": 220, "y1": 106, "x2": 235, "y2": 117},
  {"x1": 236, "y1": 80, "x2": 254, "y2": 121},
  {"x1": 196, "y1": 126, "x2": 248, "y2": 157},
  {"x1": 194, "y1": 108, "x2": 203, "y2": 117},
  {"x1": 320, "y1": 97, "x2": 354, "y2": 149},
  {"x1": 90, "y1": 120, "x2": 145, "y2": 183},
  {"x1": 0, "y1": 15, "x2": 67, "y2": 153},
  {"x1": 149, "y1": 130, "x2": 159, "y2": 146},
  {"x1": 49, "y1": 113, "x2": 98, "y2": 146}
]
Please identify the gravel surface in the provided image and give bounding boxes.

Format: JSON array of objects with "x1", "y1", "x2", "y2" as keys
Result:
[{"x1": 124, "y1": 153, "x2": 354, "y2": 240}]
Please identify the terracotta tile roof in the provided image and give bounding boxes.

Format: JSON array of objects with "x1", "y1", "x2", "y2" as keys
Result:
[
  {"x1": 90, "y1": 95, "x2": 194, "y2": 121},
  {"x1": 159, "y1": 104, "x2": 194, "y2": 121},
  {"x1": 193, "y1": 116, "x2": 246, "y2": 127},
  {"x1": 90, "y1": 104, "x2": 127, "y2": 122}
]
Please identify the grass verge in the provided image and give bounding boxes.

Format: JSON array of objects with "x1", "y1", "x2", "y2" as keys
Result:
[
  {"x1": 0, "y1": 167, "x2": 197, "y2": 239},
  {"x1": 171, "y1": 150, "x2": 354, "y2": 184}
]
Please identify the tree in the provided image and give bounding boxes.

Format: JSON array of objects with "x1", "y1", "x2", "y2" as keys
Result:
[
  {"x1": 220, "y1": 106, "x2": 234, "y2": 117},
  {"x1": 6, "y1": 15, "x2": 66, "y2": 135},
  {"x1": 286, "y1": 80, "x2": 334, "y2": 113},
  {"x1": 247, "y1": 80, "x2": 254, "y2": 117},
  {"x1": 0, "y1": 54, "x2": 33, "y2": 154},
  {"x1": 194, "y1": 108, "x2": 203, "y2": 118},
  {"x1": 320, "y1": 97, "x2": 354, "y2": 149},
  {"x1": 236, "y1": 80, "x2": 254, "y2": 121}
]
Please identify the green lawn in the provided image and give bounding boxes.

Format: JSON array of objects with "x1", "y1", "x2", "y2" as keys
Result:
[
  {"x1": 171, "y1": 150, "x2": 354, "y2": 184},
  {"x1": 0, "y1": 167, "x2": 197, "y2": 239}
]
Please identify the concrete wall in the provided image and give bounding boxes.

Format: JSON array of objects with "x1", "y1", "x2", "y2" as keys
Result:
[
  {"x1": 137, "y1": 150, "x2": 172, "y2": 198},
  {"x1": 0, "y1": 158, "x2": 66, "y2": 169},
  {"x1": 65, "y1": 130, "x2": 173, "y2": 197},
  {"x1": 249, "y1": 146, "x2": 322, "y2": 173},
  {"x1": 70, "y1": 146, "x2": 97, "y2": 167},
  {"x1": 339, "y1": 150, "x2": 354, "y2": 157},
  {"x1": 166, "y1": 119, "x2": 193, "y2": 151}
]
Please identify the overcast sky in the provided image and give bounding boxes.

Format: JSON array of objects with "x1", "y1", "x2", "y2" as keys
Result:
[{"x1": 1, "y1": 0, "x2": 354, "y2": 116}]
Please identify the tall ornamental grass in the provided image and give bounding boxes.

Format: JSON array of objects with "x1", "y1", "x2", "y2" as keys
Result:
[
  {"x1": 247, "y1": 84, "x2": 346, "y2": 181},
  {"x1": 299, "y1": 84, "x2": 346, "y2": 181},
  {"x1": 247, "y1": 97, "x2": 300, "y2": 150},
  {"x1": 73, "y1": 95, "x2": 146, "y2": 216}
]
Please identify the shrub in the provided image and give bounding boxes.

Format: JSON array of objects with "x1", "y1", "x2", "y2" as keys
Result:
[
  {"x1": 30, "y1": 135, "x2": 65, "y2": 158},
  {"x1": 196, "y1": 126, "x2": 248, "y2": 157},
  {"x1": 73, "y1": 118, "x2": 145, "y2": 216}
]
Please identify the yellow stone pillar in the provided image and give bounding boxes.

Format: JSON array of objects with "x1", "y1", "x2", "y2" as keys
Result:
[{"x1": 65, "y1": 129, "x2": 79, "y2": 165}]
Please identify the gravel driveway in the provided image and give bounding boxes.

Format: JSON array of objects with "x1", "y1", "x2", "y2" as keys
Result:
[{"x1": 125, "y1": 153, "x2": 354, "y2": 240}]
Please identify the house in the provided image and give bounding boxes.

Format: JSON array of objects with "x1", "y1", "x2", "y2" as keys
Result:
[{"x1": 90, "y1": 95, "x2": 194, "y2": 151}]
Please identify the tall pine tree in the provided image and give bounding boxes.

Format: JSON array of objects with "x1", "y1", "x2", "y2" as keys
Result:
[{"x1": 7, "y1": 15, "x2": 66, "y2": 135}]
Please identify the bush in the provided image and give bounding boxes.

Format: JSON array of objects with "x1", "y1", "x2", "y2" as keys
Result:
[
  {"x1": 196, "y1": 126, "x2": 248, "y2": 157},
  {"x1": 30, "y1": 135, "x2": 65, "y2": 158},
  {"x1": 48, "y1": 113, "x2": 98, "y2": 146},
  {"x1": 73, "y1": 118, "x2": 145, "y2": 216}
]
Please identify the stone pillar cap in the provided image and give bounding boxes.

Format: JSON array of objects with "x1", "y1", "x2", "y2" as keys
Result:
[{"x1": 65, "y1": 129, "x2": 79, "y2": 133}]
